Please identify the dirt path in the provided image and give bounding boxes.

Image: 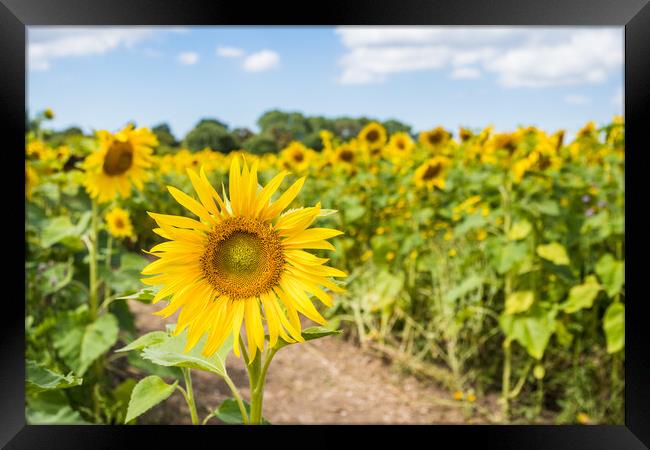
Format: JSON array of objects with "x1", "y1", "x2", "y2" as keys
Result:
[{"x1": 129, "y1": 301, "x2": 494, "y2": 424}]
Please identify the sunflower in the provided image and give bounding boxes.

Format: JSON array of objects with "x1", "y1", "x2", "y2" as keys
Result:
[
  {"x1": 83, "y1": 124, "x2": 158, "y2": 203},
  {"x1": 25, "y1": 162, "x2": 39, "y2": 199},
  {"x1": 105, "y1": 206, "x2": 135, "y2": 240},
  {"x1": 26, "y1": 140, "x2": 52, "y2": 161},
  {"x1": 279, "y1": 141, "x2": 313, "y2": 172},
  {"x1": 459, "y1": 127, "x2": 473, "y2": 142},
  {"x1": 141, "y1": 157, "x2": 346, "y2": 360},
  {"x1": 358, "y1": 122, "x2": 387, "y2": 154},
  {"x1": 386, "y1": 132, "x2": 414, "y2": 159},
  {"x1": 419, "y1": 127, "x2": 452, "y2": 152},
  {"x1": 332, "y1": 141, "x2": 359, "y2": 167},
  {"x1": 414, "y1": 156, "x2": 450, "y2": 190}
]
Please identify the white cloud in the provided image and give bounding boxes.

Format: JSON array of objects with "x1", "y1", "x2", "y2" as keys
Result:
[
  {"x1": 178, "y1": 51, "x2": 199, "y2": 65},
  {"x1": 339, "y1": 46, "x2": 450, "y2": 84},
  {"x1": 28, "y1": 27, "x2": 157, "y2": 71},
  {"x1": 450, "y1": 67, "x2": 481, "y2": 80},
  {"x1": 335, "y1": 27, "x2": 622, "y2": 88},
  {"x1": 243, "y1": 50, "x2": 280, "y2": 72},
  {"x1": 216, "y1": 46, "x2": 244, "y2": 58},
  {"x1": 485, "y1": 30, "x2": 622, "y2": 87}
]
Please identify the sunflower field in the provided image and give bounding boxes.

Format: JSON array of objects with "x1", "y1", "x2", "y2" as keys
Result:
[{"x1": 25, "y1": 110, "x2": 625, "y2": 425}]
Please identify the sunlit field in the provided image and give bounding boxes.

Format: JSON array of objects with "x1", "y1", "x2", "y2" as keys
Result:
[{"x1": 25, "y1": 110, "x2": 624, "y2": 425}]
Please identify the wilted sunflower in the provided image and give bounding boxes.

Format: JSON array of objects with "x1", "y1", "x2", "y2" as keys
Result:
[
  {"x1": 83, "y1": 124, "x2": 158, "y2": 203},
  {"x1": 414, "y1": 156, "x2": 450, "y2": 190},
  {"x1": 105, "y1": 206, "x2": 135, "y2": 240},
  {"x1": 358, "y1": 122, "x2": 387, "y2": 154},
  {"x1": 142, "y1": 157, "x2": 346, "y2": 359}
]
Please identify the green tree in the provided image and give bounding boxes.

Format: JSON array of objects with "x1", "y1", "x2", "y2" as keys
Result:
[
  {"x1": 242, "y1": 135, "x2": 279, "y2": 155},
  {"x1": 152, "y1": 123, "x2": 178, "y2": 147},
  {"x1": 184, "y1": 118, "x2": 238, "y2": 152}
]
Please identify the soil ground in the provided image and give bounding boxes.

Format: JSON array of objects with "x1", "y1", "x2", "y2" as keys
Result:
[{"x1": 129, "y1": 301, "x2": 499, "y2": 425}]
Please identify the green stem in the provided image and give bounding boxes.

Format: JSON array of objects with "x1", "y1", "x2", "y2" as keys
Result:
[
  {"x1": 182, "y1": 368, "x2": 199, "y2": 425},
  {"x1": 500, "y1": 178, "x2": 513, "y2": 422},
  {"x1": 249, "y1": 347, "x2": 278, "y2": 425},
  {"x1": 223, "y1": 373, "x2": 249, "y2": 425},
  {"x1": 104, "y1": 235, "x2": 112, "y2": 300},
  {"x1": 89, "y1": 201, "x2": 99, "y2": 320},
  {"x1": 502, "y1": 340, "x2": 512, "y2": 422}
]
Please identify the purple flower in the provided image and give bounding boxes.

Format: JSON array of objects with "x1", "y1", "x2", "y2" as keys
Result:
[
  {"x1": 586, "y1": 208, "x2": 595, "y2": 217},
  {"x1": 582, "y1": 195, "x2": 591, "y2": 203},
  {"x1": 597, "y1": 200, "x2": 607, "y2": 208}
]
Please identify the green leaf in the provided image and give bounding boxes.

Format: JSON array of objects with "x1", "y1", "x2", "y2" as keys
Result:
[
  {"x1": 531, "y1": 200, "x2": 560, "y2": 216},
  {"x1": 215, "y1": 398, "x2": 251, "y2": 424},
  {"x1": 595, "y1": 254, "x2": 624, "y2": 298},
  {"x1": 603, "y1": 302, "x2": 624, "y2": 353},
  {"x1": 507, "y1": 220, "x2": 532, "y2": 241},
  {"x1": 554, "y1": 320, "x2": 574, "y2": 348},
  {"x1": 454, "y1": 213, "x2": 487, "y2": 235},
  {"x1": 115, "y1": 287, "x2": 159, "y2": 303},
  {"x1": 141, "y1": 329, "x2": 233, "y2": 377},
  {"x1": 499, "y1": 305, "x2": 557, "y2": 360},
  {"x1": 125, "y1": 375, "x2": 178, "y2": 423},
  {"x1": 318, "y1": 208, "x2": 338, "y2": 217},
  {"x1": 116, "y1": 331, "x2": 168, "y2": 353},
  {"x1": 495, "y1": 241, "x2": 529, "y2": 274},
  {"x1": 213, "y1": 398, "x2": 270, "y2": 424},
  {"x1": 126, "y1": 352, "x2": 182, "y2": 379},
  {"x1": 444, "y1": 275, "x2": 483, "y2": 304},
  {"x1": 26, "y1": 390, "x2": 89, "y2": 425},
  {"x1": 54, "y1": 313, "x2": 119, "y2": 376},
  {"x1": 41, "y1": 216, "x2": 78, "y2": 248},
  {"x1": 79, "y1": 314, "x2": 119, "y2": 375},
  {"x1": 561, "y1": 275, "x2": 601, "y2": 314},
  {"x1": 536, "y1": 242, "x2": 570, "y2": 266},
  {"x1": 26, "y1": 360, "x2": 82, "y2": 394},
  {"x1": 39, "y1": 259, "x2": 74, "y2": 296},
  {"x1": 344, "y1": 205, "x2": 366, "y2": 222},
  {"x1": 505, "y1": 291, "x2": 535, "y2": 315},
  {"x1": 273, "y1": 326, "x2": 343, "y2": 350},
  {"x1": 109, "y1": 253, "x2": 150, "y2": 294}
]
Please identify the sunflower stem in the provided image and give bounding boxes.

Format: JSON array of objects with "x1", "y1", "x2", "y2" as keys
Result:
[
  {"x1": 182, "y1": 368, "x2": 199, "y2": 425},
  {"x1": 223, "y1": 372, "x2": 249, "y2": 425},
  {"x1": 89, "y1": 200, "x2": 99, "y2": 320},
  {"x1": 104, "y1": 235, "x2": 112, "y2": 300},
  {"x1": 249, "y1": 347, "x2": 278, "y2": 425}
]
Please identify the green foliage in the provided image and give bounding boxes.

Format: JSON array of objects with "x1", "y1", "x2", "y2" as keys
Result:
[
  {"x1": 183, "y1": 118, "x2": 238, "y2": 152},
  {"x1": 500, "y1": 305, "x2": 557, "y2": 360},
  {"x1": 242, "y1": 134, "x2": 279, "y2": 155},
  {"x1": 603, "y1": 302, "x2": 624, "y2": 353},
  {"x1": 125, "y1": 375, "x2": 178, "y2": 423}
]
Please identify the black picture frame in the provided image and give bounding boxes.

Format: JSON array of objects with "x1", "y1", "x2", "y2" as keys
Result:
[{"x1": 4, "y1": 0, "x2": 649, "y2": 448}]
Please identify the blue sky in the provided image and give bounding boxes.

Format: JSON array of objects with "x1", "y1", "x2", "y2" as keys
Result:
[{"x1": 28, "y1": 26, "x2": 623, "y2": 140}]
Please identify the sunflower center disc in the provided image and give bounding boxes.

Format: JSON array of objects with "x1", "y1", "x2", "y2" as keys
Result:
[
  {"x1": 201, "y1": 217, "x2": 284, "y2": 299},
  {"x1": 340, "y1": 150, "x2": 354, "y2": 162},
  {"x1": 422, "y1": 163, "x2": 441, "y2": 180},
  {"x1": 103, "y1": 141, "x2": 134, "y2": 176},
  {"x1": 366, "y1": 130, "x2": 379, "y2": 142},
  {"x1": 215, "y1": 232, "x2": 262, "y2": 276},
  {"x1": 293, "y1": 152, "x2": 304, "y2": 162}
]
